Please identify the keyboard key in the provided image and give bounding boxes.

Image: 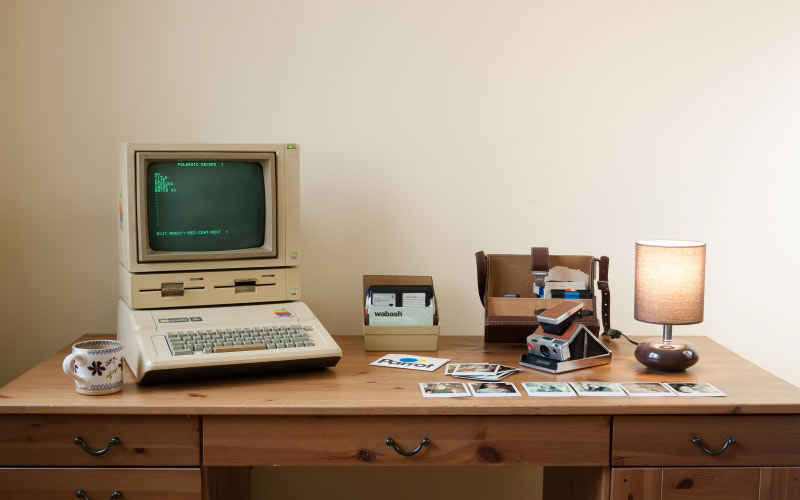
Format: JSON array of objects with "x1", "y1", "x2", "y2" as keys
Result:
[
  {"x1": 173, "y1": 349, "x2": 192, "y2": 356},
  {"x1": 214, "y1": 343, "x2": 266, "y2": 353},
  {"x1": 303, "y1": 325, "x2": 313, "y2": 331},
  {"x1": 203, "y1": 347, "x2": 213, "y2": 354},
  {"x1": 275, "y1": 343, "x2": 285, "y2": 349}
]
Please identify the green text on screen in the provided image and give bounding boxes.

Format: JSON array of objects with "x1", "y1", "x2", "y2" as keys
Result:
[{"x1": 146, "y1": 161, "x2": 266, "y2": 251}]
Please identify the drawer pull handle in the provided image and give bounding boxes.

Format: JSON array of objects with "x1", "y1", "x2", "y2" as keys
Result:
[
  {"x1": 385, "y1": 437, "x2": 430, "y2": 457},
  {"x1": 691, "y1": 436, "x2": 735, "y2": 455},
  {"x1": 74, "y1": 436, "x2": 121, "y2": 456},
  {"x1": 76, "y1": 490, "x2": 122, "y2": 500}
]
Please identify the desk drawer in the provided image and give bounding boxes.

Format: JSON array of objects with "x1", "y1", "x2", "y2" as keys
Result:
[
  {"x1": 204, "y1": 415, "x2": 610, "y2": 466},
  {"x1": 612, "y1": 415, "x2": 800, "y2": 467},
  {"x1": 0, "y1": 468, "x2": 201, "y2": 500},
  {"x1": 0, "y1": 415, "x2": 200, "y2": 466}
]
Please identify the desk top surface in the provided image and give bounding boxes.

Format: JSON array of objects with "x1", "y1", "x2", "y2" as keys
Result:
[{"x1": 1, "y1": 335, "x2": 798, "y2": 416}]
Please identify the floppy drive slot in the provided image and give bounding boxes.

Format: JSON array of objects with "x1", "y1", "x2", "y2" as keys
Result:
[
  {"x1": 213, "y1": 277, "x2": 278, "y2": 293},
  {"x1": 138, "y1": 282, "x2": 206, "y2": 297}
]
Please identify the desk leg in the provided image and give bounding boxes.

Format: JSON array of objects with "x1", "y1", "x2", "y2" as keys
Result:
[
  {"x1": 203, "y1": 466, "x2": 251, "y2": 500},
  {"x1": 543, "y1": 466, "x2": 610, "y2": 500}
]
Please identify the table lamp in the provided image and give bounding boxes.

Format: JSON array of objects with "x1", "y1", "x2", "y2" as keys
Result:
[{"x1": 634, "y1": 240, "x2": 705, "y2": 371}]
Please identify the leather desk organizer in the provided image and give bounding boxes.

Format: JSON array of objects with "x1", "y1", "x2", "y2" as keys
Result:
[{"x1": 475, "y1": 247, "x2": 614, "y2": 343}]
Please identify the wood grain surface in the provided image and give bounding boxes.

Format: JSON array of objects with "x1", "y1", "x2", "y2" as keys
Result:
[
  {"x1": 0, "y1": 468, "x2": 201, "y2": 500},
  {"x1": 203, "y1": 415, "x2": 610, "y2": 466},
  {"x1": 612, "y1": 415, "x2": 800, "y2": 467},
  {"x1": 202, "y1": 467, "x2": 250, "y2": 500},
  {"x1": 0, "y1": 414, "x2": 200, "y2": 466},
  {"x1": 0, "y1": 335, "x2": 798, "y2": 416},
  {"x1": 759, "y1": 468, "x2": 800, "y2": 500},
  {"x1": 661, "y1": 468, "x2": 760, "y2": 500},
  {"x1": 610, "y1": 468, "x2": 661, "y2": 500}
]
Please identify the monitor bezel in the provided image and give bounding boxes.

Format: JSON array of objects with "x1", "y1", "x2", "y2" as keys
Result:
[{"x1": 135, "y1": 151, "x2": 278, "y2": 263}]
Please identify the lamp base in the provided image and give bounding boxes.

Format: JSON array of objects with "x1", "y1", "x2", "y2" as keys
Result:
[{"x1": 634, "y1": 337, "x2": 699, "y2": 372}]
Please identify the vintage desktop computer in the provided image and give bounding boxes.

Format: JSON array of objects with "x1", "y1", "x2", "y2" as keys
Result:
[{"x1": 117, "y1": 143, "x2": 342, "y2": 382}]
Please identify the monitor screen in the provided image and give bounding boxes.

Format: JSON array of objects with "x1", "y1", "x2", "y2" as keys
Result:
[{"x1": 146, "y1": 160, "x2": 266, "y2": 252}]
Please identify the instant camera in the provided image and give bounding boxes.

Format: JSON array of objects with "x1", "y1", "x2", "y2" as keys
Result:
[{"x1": 520, "y1": 301, "x2": 612, "y2": 373}]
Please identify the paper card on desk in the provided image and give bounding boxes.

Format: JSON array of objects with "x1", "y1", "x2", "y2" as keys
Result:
[
  {"x1": 370, "y1": 354, "x2": 449, "y2": 371},
  {"x1": 665, "y1": 382, "x2": 726, "y2": 397}
]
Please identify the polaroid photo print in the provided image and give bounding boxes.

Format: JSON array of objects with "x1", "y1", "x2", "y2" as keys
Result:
[
  {"x1": 665, "y1": 382, "x2": 726, "y2": 397},
  {"x1": 522, "y1": 382, "x2": 576, "y2": 397},
  {"x1": 619, "y1": 382, "x2": 676, "y2": 397},
  {"x1": 468, "y1": 382, "x2": 522, "y2": 397},
  {"x1": 453, "y1": 363, "x2": 500, "y2": 376},
  {"x1": 445, "y1": 364, "x2": 458, "y2": 376},
  {"x1": 419, "y1": 382, "x2": 471, "y2": 398},
  {"x1": 570, "y1": 382, "x2": 627, "y2": 397}
]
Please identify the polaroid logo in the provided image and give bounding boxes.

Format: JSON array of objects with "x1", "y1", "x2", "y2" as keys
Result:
[
  {"x1": 373, "y1": 311, "x2": 403, "y2": 317},
  {"x1": 376, "y1": 358, "x2": 434, "y2": 369},
  {"x1": 534, "y1": 358, "x2": 552, "y2": 366}
]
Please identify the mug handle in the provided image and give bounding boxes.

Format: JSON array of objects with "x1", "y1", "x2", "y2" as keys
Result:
[{"x1": 62, "y1": 353, "x2": 90, "y2": 388}]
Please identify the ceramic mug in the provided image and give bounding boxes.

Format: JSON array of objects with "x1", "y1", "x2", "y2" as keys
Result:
[{"x1": 62, "y1": 340, "x2": 124, "y2": 395}]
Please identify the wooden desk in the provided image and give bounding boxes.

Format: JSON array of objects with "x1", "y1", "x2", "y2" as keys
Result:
[{"x1": 1, "y1": 335, "x2": 798, "y2": 499}]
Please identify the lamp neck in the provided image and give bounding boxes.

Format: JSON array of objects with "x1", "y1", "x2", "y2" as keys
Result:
[{"x1": 663, "y1": 324, "x2": 673, "y2": 342}]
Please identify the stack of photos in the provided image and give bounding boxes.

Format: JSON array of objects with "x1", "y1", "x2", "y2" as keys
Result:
[{"x1": 445, "y1": 362, "x2": 520, "y2": 381}]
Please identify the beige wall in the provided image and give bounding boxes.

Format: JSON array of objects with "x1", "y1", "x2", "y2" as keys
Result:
[{"x1": 2, "y1": 0, "x2": 799, "y2": 498}]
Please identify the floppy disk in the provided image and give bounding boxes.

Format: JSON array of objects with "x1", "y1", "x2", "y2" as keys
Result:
[{"x1": 368, "y1": 285, "x2": 434, "y2": 307}]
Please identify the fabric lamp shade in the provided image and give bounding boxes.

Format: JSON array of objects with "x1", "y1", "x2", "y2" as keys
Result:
[{"x1": 634, "y1": 240, "x2": 706, "y2": 325}]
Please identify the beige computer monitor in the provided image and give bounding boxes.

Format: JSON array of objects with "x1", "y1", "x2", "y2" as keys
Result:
[
  {"x1": 119, "y1": 143, "x2": 300, "y2": 274},
  {"x1": 118, "y1": 143, "x2": 302, "y2": 309}
]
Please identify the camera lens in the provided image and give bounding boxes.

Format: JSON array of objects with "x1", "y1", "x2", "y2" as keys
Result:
[{"x1": 540, "y1": 345, "x2": 550, "y2": 358}]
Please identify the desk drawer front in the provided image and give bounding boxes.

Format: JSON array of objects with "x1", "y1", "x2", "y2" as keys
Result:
[
  {"x1": 0, "y1": 415, "x2": 200, "y2": 466},
  {"x1": 204, "y1": 415, "x2": 610, "y2": 466},
  {"x1": 0, "y1": 468, "x2": 201, "y2": 500},
  {"x1": 612, "y1": 415, "x2": 800, "y2": 467}
]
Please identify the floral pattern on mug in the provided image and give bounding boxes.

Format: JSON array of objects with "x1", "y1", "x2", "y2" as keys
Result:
[
  {"x1": 103, "y1": 356, "x2": 123, "y2": 380},
  {"x1": 88, "y1": 361, "x2": 106, "y2": 376}
]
